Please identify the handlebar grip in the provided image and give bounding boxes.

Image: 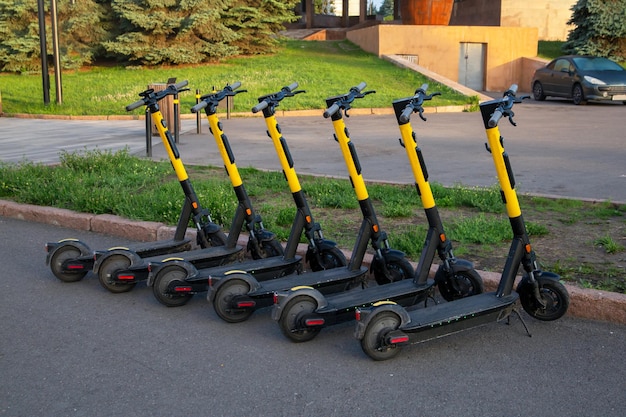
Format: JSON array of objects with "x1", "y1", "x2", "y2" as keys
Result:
[
  {"x1": 286, "y1": 82, "x2": 298, "y2": 92},
  {"x1": 488, "y1": 109, "x2": 503, "y2": 128},
  {"x1": 418, "y1": 83, "x2": 428, "y2": 92},
  {"x1": 399, "y1": 106, "x2": 414, "y2": 124},
  {"x1": 172, "y1": 80, "x2": 189, "y2": 90},
  {"x1": 323, "y1": 103, "x2": 340, "y2": 119},
  {"x1": 126, "y1": 99, "x2": 145, "y2": 111},
  {"x1": 506, "y1": 84, "x2": 518, "y2": 96},
  {"x1": 354, "y1": 82, "x2": 367, "y2": 92},
  {"x1": 191, "y1": 100, "x2": 208, "y2": 113},
  {"x1": 229, "y1": 81, "x2": 242, "y2": 91},
  {"x1": 251, "y1": 100, "x2": 269, "y2": 114}
]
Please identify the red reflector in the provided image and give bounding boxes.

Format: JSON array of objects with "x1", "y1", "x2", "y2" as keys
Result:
[
  {"x1": 273, "y1": 292, "x2": 278, "y2": 304},
  {"x1": 389, "y1": 335, "x2": 409, "y2": 344},
  {"x1": 236, "y1": 301, "x2": 255, "y2": 308},
  {"x1": 117, "y1": 274, "x2": 135, "y2": 281},
  {"x1": 208, "y1": 277, "x2": 213, "y2": 287},
  {"x1": 174, "y1": 286, "x2": 192, "y2": 293},
  {"x1": 304, "y1": 318, "x2": 325, "y2": 326},
  {"x1": 355, "y1": 309, "x2": 361, "y2": 321},
  {"x1": 67, "y1": 264, "x2": 84, "y2": 270}
]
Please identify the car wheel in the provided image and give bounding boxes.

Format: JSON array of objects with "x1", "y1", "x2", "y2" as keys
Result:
[
  {"x1": 532, "y1": 81, "x2": 546, "y2": 101},
  {"x1": 572, "y1": 84, "x2": 586, "y2": 105}
]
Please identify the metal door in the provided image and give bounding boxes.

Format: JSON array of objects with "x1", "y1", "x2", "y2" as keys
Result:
[{"x1": 459, "y1": 43, "x2": 485, "y2": 91}]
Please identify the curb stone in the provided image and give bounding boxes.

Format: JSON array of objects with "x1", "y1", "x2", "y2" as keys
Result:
[{"x1": 2, "y1": 198, "x2": 625, "y2": 325}]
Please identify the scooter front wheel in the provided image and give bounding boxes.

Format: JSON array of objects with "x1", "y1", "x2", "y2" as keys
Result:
[
  {"x1": 251, "y1": 238, "x2": 284, "y2": 260},
  {"x1": 361, "y1": 311, "x2": 403, "y2": 361},
  {"x1": 308, "y1": 247, "x2": 347, "y2": 272},
  {"x1": 213, "y1": 279, "x2": 253, "y2": 323},
  {"x1": 98, "y1": 254, "x2": 135, "y2": 294},
  {"x1": 435, "y1": 266, "x2": 484, "y2": 302},
  {"x1": 372, "y1": 257, "x2": 414, "y2": 285},
  {"x1": 279, "y1": 295, "x2": 321, "y2": 343},
  {"x1": 517, "y1": 275, "x2": 569, "y2": 321},
  {"x1": 49, "y1": 245, "x2": 88, "y2": 282},
  {"x1": 152, "y1": 265, "x2": 193, "y2": 307}
]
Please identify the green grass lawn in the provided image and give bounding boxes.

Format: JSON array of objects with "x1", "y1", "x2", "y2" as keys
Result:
[{"x1": 0, "y1": 39, "x2": 471, "y2": 116}]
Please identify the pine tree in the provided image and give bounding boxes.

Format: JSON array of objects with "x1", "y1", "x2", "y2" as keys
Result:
[
  {"x1": 563, "y1": 0, "x2": 626, "y2": 60},
  {"x1": 222, "y1": 0, "x2": 299, "y2": 55},
  {"x1": 0, "y1": 0, "x2": 109, "y2": 72},
  {"x1": 102, "y1": 0, "x2": 241, "y2": 65}
]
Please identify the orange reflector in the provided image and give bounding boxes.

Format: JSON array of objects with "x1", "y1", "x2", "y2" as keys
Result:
[
  {"x1": 246, "y1": 208, "x2": 252, "y2": 216},
  {"x1": 525, "y1": 244, "x2": 532, "y2": 253},
  {"x1": 174, "y1": 286, "x2": 192, "y2": 293},
  {"x1": 192, "y1": 202, "x2": 198, "y2": 209},
  {"x1": 440, "y1": 233, "x2": 446, "y2": 242},
  {"x1": 373, "y1": 224, "x2": 379, "y2": 233},
  {"x1": 306, "y1": 215, "x2": 312, "y2": 223}
]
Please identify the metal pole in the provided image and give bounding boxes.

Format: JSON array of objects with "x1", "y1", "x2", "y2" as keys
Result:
[
  {"x1": 145, "y1": 108, "x2": 152, "y2": 157},
  {"x1": 37, "y1": 0, "x2": 50, "y2": 105},
  {"x1": 173, "y1": 92, "x2": 179, "y2": 143},
  {"x1": 50, "y1": 0, "x2": 62, "y2": 104},
  {"x1": 196, "y1": 89, "x2": 202, "y2": 134}
]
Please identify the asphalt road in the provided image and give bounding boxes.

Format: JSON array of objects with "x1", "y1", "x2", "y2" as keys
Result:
[{"x1": 1, "y1": 216, "x2": 625, "y2": 417}]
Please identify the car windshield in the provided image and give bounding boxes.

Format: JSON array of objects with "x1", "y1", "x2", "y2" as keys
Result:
[{"x1": 573, "y1": 57, "x2": 624, "y2": 71}]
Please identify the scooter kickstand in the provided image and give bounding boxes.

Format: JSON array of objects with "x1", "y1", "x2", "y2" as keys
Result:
[{"x1": 508, "y1": 307, "x2": 533, "y2": 338}]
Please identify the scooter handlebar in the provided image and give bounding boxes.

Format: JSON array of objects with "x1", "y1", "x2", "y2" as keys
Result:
[
  {"x1": 229, "y1": 81, "x2": 242, "y2": 91},
  {"x1": 354, "y1": 82, "x2": 367, "y2": 93},
  {"x1": 286, "y1": 82, "x2": 299, "y2": 92},
  {"x1": 171, "y1": 80, "x2": 189, "y2": 91},
  {"x1": 126, "y1": 99, "x2": 145, "y2": 112},
  {"x1": 251, "y1": 100, "x2": 269, "y2": 114},
  {"x1": 190, "y1": 100, "x2": 208, "y2": 113},
  {"x1": 399, "y1": 106, "x2": 414, "y2": 124},
  {"x1": 323, "y1": 102, "x2": 340, "y2": 119},
  {"x1": 488, "y1": 109, "x2": 504, "y2": 127}
]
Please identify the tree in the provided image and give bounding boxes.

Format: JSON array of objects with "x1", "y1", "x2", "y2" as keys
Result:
[
  {"x1": 377, "y1": 0, "x2": 393, "y2": 18},
  {"x1": 0, "y1": 0, "x2": 110, "y2": 72},
  {"x1": 221, "y1": 0, "x2": 299, "y2": 55},
  {"x1": 563, "y1": 0, "x2": 626, "y2": 60},
  {"x1": 102, "y1": 0, "x2": 241, "y2": 65}
]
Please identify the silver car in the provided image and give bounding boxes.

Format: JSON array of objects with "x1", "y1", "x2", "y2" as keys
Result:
[{"x1": 531, "y1": 55, "x2": 626, "y2": 105}]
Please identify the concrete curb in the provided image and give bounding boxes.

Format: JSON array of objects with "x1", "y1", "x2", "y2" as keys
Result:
[{"x1": 2, "y1": 198, "x2": 624, "y2": 325}]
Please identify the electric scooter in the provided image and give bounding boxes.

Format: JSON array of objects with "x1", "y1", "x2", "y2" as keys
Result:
[
  {"x1": 147, "y1": 82, "x2": 343, "y2": 307},
  {"x1": 272, "y1": 83, "x2": 483, "y2": 342},
  {"x1": 207, "y1": 82, "x2": 414, "y2": 323},
  {"x1": 90, "y1": 81, "x2": 246, "y2": 293},
  {"x1": 44, "y1": 81, "x2": 221, "y2": 285},
  {"x1": 354, "y1": 85, "x2": 570, "y2": 361}
]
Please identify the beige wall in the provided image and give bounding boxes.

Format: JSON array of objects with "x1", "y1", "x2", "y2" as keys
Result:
[
  {"x1": 501, "y1": 0, "x2": 575, "y2": 41},
  {"x1": 347, "y1": 24, "x2": 538, "y2": 92}
]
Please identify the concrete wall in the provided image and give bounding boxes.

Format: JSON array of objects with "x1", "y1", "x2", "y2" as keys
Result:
[
  {"x1": 451, "y1": 0, "x2": 575, "y2": 41},
  {"x1": 347, "y1": 24, "x2": 538, "y2": 92}
]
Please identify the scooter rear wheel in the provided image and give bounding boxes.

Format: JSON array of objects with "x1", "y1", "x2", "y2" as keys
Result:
[
  {"x1": 152, "y1": 265, "x2": 193, "y2": 307},
  {"x1": 98, "y1": 254, "x2": 135, "y2": 293},
  {"x1": 517, "y1": 275, "x2": 569, "y2": 321},
  {"x1": 279, "y1": 295, "x2": 321, "y2": 343},
  {"x1": 361, "y1": 311, "x2": 402, "y2": 361},
  {"x1": 213, "y1": 279, "x2": 253, "y2": 323},
  {"x1": 50, "y1": 245, "x2": 88, "y2": 282},
  {"x1": 435, "y1": 265, "x2": 484, "y2": 301},
  {"x1": 308, "y1": 247, "x2": 347, "y2": 272}
]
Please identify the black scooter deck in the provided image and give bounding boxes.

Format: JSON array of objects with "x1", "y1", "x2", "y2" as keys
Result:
[
  {"x1": 139, "y1": 245, "x2": 243, "y2": 270},
  {"x1": 120, "y1": 238, "x2": 192, "y2": 258},
  {"x1": 254, "y1": 266, "x2": 368, "y2": 296},
  {"x1": 319, "y1": 278, "x2": 433, "y2": 314},
  {"x1": 401, "y1": 292, "x2": 519, "y2": 342},
  {"x1": 190, "y1": 255, "x2": 302, "y2": 283}
]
